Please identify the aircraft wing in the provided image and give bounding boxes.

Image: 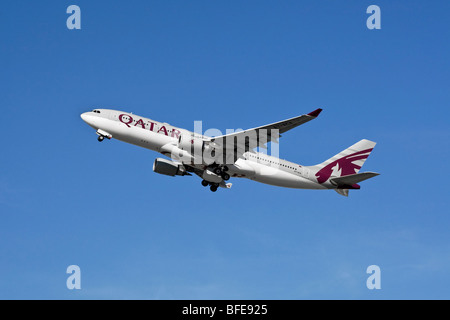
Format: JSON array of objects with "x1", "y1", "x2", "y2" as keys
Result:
[{"x1": 204, "y1": 108, "x2": 322, "y2": 163}]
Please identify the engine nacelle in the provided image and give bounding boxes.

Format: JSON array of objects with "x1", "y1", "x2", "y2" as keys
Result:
[{"x1": 153, "y1": 158, "x2": 189, "y2": 176}]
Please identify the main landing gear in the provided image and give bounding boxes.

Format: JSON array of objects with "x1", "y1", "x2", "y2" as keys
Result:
[
  {"x1": 201, "y1": 180, "x2": 219, "y2": 192},
  {"x1": 201, "y1": 166, "x2": 231, "y2": 192},
  {"x1": 201, "y1": 180, "x2": 209, "y2": 187},
  {"x1": 213, "y1": 166, "x2": 230, "y2": 181}
]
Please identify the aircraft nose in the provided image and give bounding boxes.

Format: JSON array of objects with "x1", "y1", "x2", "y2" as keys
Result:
[{"x1": 80, "y1": 112, "x2": 95, "y2": 126}]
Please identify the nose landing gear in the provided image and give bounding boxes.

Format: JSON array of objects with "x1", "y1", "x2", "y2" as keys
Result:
[{"x1": 96, "y1": 129, "x2": 112, "y2": 142}]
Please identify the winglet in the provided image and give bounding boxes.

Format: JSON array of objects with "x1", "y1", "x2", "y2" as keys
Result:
[{"x1": 307, "y1": 108, "x2": 322, "y2": 117}]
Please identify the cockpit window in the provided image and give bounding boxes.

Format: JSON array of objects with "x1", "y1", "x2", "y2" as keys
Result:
[{"x1": 92, "y1": 109, "x2": 101, "y2": 113}]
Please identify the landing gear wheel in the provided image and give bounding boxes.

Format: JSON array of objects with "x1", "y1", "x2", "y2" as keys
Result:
[
  {"x1": 221, "y1": 173, "x2": 230, "y2": 181},
  {"x1": 210, "y1": 185, "x2": 218, "y2": 192},
  {"x1": 223, "y1": 166, "x2": 229, "y2": 172},
  {"x1": 213, "y1": 167, "x2": 222, "y2": 175},
  {"x1": 97, "y1": 136, "x2": 104, "y2": 142},
  {"x1": 201, "y1": 180, "x2": 209, "y2": 187}
]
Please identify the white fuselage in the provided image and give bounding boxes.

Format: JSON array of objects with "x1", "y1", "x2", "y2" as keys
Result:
[{"x1": 81, "y1": 109, "x2": 329, "y2": 190}]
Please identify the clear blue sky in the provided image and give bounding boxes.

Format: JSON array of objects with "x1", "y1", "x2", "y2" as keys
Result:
[{"x1": 1, "y1": 0, "x2": 449, "y2": 299}]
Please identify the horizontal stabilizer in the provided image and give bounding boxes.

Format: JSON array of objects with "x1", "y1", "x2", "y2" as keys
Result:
[
  {"x1": 330, "y1": 171, "x2": 379, "y2": 187},
  {"x1": 335, "y1": 189, "x2": 349, "y2": 197}
]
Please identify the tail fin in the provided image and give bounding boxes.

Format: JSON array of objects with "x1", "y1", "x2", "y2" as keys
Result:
[{"x1": 309, "y1": 139, "x2": 378, "y2": 196}]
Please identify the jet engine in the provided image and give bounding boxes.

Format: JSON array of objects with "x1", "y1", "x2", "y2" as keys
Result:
[{"x1": 153, "y1": 158, "x2": 190, "y2": 176}]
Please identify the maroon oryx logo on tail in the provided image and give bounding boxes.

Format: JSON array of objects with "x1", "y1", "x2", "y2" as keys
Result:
[{"x1": 315, "y1": 149, "x2": 373, "y2": 184}]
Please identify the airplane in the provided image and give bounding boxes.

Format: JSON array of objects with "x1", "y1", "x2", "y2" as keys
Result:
[{"x1": 80, "y1": 108, "x2": 379, "y2": 196}]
